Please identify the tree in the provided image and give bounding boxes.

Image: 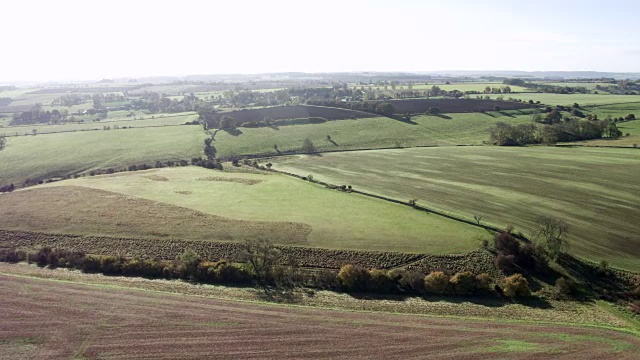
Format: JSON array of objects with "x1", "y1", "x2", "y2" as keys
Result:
[
  {"x1": 605, "y1": 122, "x2": 622, "y2": 138},
  {"x1": 219, "y1": 115, "x2": 238, "y2": 130},
  {"x1": 544, "y1": 110, "x2": 563, "y2": 124},
  {"x1": 0, "y1": 134, "x2": 6, "y2": 150},
  {"x1": 302, "y1": 137, "x2": 316, "y2": 153},
  {"x1": 240, "y1": 238, "x2": 281, "y2": 290},
  {"x1": 494, "y1": 105, "x2": 501, "y2": 112},
  {"x1": 534, "y1": 216, "x2": 569, "y2": 260},
  {"x1": 375, "y1": 102, "x2": 395, "y2": 116},
  {"x1": 426, "y1": 107, "x2": 440, "y2": 115}
]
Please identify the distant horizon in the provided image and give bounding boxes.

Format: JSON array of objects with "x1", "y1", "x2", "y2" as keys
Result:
[
  {"x1": 4, "y1": 69, "x2": 640, "y2": 86},
  {"x1": 4, "y1": 0, "x2": 640, "y2": 83}
]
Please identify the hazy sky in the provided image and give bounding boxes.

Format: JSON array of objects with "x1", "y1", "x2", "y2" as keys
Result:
[{"x1": 3, "y1": 0, "x2": 639, "y2": 81}]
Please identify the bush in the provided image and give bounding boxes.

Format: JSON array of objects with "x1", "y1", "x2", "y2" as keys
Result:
[
  {"x1": 494, "y1": 230, "x2": 520, "y2": 256},
  {"x1": 368, "y1": 269, "x2": 395, "y2": 293},
  {"x1": 424, "y1": 271, "x2": 450, "y2": 294},
  {"x1": 555, "y1": 277, "x2": 577, "y2": 299},
  {"x1": 501, "y1": 273, "x2": 531, "y2": 298},
  {"x1": 0, "y1": 249, "x2": 26, "y2": 263},
  {"x1": 337, "y1": 264, "x2": 371, "y2": 292},
  {"x1": 475, "y1": 273, "x2": 493, "y2": 293},
  {"x1": 495, "y1": 253, "x2": 517, "y2": 273},
  {"x1": 390, "y1": 269, "x2": 424, "y2": 293},
  {"x1": 450, "y1": 271, "x2": 475, "y2": 295}
]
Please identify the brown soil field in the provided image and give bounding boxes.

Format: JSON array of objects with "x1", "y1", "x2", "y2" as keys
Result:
[
  {"x1": 381, "y1": 99, "x2": 532, "y2": 114},
  {"x1": 0, "y1": 186, "x2": 311, "y2": 243},
  {"x1": 1, "y1": 274, "x2": 638, "y2": 359},
  {"x1": 206, "y1": 105, "x2": 376, "y2": 127}
]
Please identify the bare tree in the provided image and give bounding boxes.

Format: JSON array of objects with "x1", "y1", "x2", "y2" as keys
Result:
[
  {"x1": 534, "y1": 216, "x2": 569, "y2": 260},
  {"x1": 240, "y1": 238, "x2": 281, "y2": 290}
]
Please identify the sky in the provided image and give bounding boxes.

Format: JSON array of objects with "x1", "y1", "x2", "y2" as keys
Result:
[{"x1": 2, "y1": 0, "x2": 640, "y2": 82}]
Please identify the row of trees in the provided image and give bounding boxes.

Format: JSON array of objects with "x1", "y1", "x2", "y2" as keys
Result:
[
  {"x1": 0, "y1": 244, "x2": 530, "y2": 298},
  {"x1": 490, "y1": 118, "x2": 622, "y2": 145}
]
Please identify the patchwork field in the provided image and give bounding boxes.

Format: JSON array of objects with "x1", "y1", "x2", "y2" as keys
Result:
[
  {"x1": 1, "y1": 274, "x2": 639, "y2": 359},
  {"x1": 272, "y1": 146, "x2": 640, "y2": 271},
  {"x1": 1, "y1": 167, "x2": 485, "y2": 253},
  {"x1": 0, "y1": 126, "x2": 207, "y2": 185},
  {"x1": 214, "y1": 111, "x2": 532, "y2": 157}
]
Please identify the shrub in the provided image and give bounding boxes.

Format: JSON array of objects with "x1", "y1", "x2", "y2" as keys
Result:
[
  {"x1": 450, "y1": 271, "x2": 475, "y2": 295},
  {"x1": 501, "y1": 273, "x2": 531, "y2": 298},
  {"x1": 337, "y1": 264, "x2": 371, "y2": 292},
  {"x1": 81, "y1": 255, "x2": 102, "y2": 273},
  {"x1": 0, "y1": 249, "x2": 26, "y2": 263},
  {"x1": 390, "y1": 269, "x2": 424, "y2": 293},
  {"x1": 495, "y1": 253, "x2": 517, "y2": 273},
  {"x1": 555, "y1": 277, "x2": 577, "y2": 299},
  {"x1": 475, "y1": 273, "x2": 493, "y2": 293},
  {"x1": 368, "y1": 269, "x2": 395, "y2": 293},
  {"x1": 424, "y1": 271, "x2": 450, "y2": 294},
  {"x1": 494, "y1": 230, "x2": 520, "y2": 256},
  {"x1": 302, "y1": 138, "x2": 317, "y2": 153}
]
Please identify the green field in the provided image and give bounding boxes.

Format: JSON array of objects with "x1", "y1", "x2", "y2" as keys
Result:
[
  {"x1": 8, "y1": 167, "x2": 486, "y2": 253},
  {"x1": 0, "y1": 112, "x2": 198, "y2": 136},
  {"x1": 215, "y1": 111, "x2": 532, "y2": 157},
  {"x1": 541, "y1": 82, "x2": 614, "y2": 90},
  {"x1": 0, "y1": 126, "x2": 207, "y2": 185},
  {"x1": 272, "y1": 146, "x2": 640, "y2": 271},
  {"x1": 484, "y1": 93, "x2": 640, "y2": 106}
]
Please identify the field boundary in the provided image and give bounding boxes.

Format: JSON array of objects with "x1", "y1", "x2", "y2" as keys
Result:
[
  {"x1": 268, "y1": 167, "x2": 525, "y2": 241},
  {"x1": 0, "y1": 229, "x2": 498, "y2": 275}
]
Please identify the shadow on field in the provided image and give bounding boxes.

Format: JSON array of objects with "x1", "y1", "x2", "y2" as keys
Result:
[
  {"x1": 479, "y1": 112, "x2": 496, "y2": 117},
  {"x1": 223, "y1": 128, "x2": 243, "y2": 136},
  {"x1": 498, "y1": 111, "x2": 515, "y2": 118},
  {"x1": 434, "y1": 114, "x2": 452, "y2": 119},
  {"x1": 348, "y1": 293, "x2": 410, "y2": 302},
  {"x1": 256, "y1": 289, "x2": 305, "y2": 304},
  {"x1": 389, "y1": 115, "x2": 418, "y2": 125}
]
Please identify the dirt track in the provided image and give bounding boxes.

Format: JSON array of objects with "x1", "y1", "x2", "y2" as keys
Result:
[{"x1": 1, "y1": 275, "x2": 638, "y2": 359}]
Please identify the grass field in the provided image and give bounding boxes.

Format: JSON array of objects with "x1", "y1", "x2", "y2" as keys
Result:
[
  {"x1": 272, "y1": 146, "x2": 640, "y2": 271},
  {"x1": 585, "y1": 102, "x2": 640, "y2": 119},
  {"x1": 0, "y1": 126, "x2": 207, "y2": 185},
  {"x1": 484, "y1": 93, "x2": 640, "y2": 106},
  {"x1": 215, "y1": 111, "x2": 532, "y2": 157},
  {"x1": 1, "y1": 273, "x2": 639, "y2": 359},
  {"x1": 0, "y1": 112, "x2": 198, "y2": 136},
  {"x1": 541, "y1": 82, "x2": 614, "y2": 90},
  {"x1": 15, "y1": 167, "x2": 485, "y2": 253}
]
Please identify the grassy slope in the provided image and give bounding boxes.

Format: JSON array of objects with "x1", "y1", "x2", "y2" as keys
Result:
[
  {"x1": 484, "y1": 93, "x2": 640, "y2": 106},
  {"x1": 215, "y1": 111, "x2": 532, "y2": 157},
  {"x1": 0, "y1": 113, "x2": 198, "y2": 136},
  {"x1": 273, "y1": 146, "x2": 640, "y2": 271},
  {"x1": 0, "y1": 126, "x2": 207, "y2": 185},
  {"x1": 32, "y1": 167, "x2": 485, "y2": 253}
]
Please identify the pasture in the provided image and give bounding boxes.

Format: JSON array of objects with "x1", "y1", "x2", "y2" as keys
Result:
[
  {"x1": 214, "y1": 111, "x2": 533, "y2": 157},
  {"x1": 484, "y1": 93, "x2": 640, "y2": 106},
  {"x1": 13, "y1": 167, "x2": 485, "y2": 253},
  {"x1": 2, "y1": 275, "x2": 638, "y2": 359},
  {"x1": 0, "y1": 126, "x2": 206, "y2": 185},
  {"x1": 351, "y1": 82, "x2": 531, "y2": 93},
  {"x1": 273, "y1": 146, "x2": 640, "y2": 271},
  {"x1": 0, "y1": 112, "x2": 198, "y2": 136}
]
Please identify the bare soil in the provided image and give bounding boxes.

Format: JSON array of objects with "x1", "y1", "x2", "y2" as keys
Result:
[{"x1": 1, "y1": 274, "x2": 638, "y2": 359}]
